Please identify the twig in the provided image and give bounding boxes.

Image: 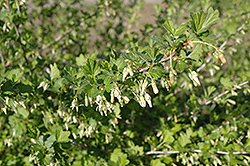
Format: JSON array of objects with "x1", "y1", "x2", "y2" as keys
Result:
[
  {"x1": 145, "y1": 149, "x2": 249, "y2": 156},
  {"x1": 145, "y1": 150, "x2": 179, "y2": 155},
  {"x1": 203, "y1": 81, "x2": 249, "y2": 105},
  {"x1": 219, "y1": 22, "x2": 246, "y2": 50},
  {"x1": 124, "y1": 53, "x2": 172, "y2": 81},
  {"x1": 0, "y1": 49, "x2": 6, "y2": 70},
  {"x1": 41, "y1": 29, "x2": 72, "y2": 50},
  {"x1": 197, "y1": 22, "x2": 246, "y2": 72}
]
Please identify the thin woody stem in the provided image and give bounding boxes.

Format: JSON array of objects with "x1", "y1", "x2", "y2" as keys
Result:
[
  {"x1": 145, "y1": 149, "x2": 249, "y2": 156},
  {"x1": 197, "y1": 22, "x2": 246, "y2": 72},
  {"x1": 203, "y1": 81, "x2": 249, "y2": 105}
]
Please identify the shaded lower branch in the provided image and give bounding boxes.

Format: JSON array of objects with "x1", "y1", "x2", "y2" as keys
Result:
[
  {"x1": 197, "y1": 22, "x2": 246, "y2": 72},
  {"x1": 203, "y1": 80, "x2": 249, "y2": 105},
  {"x1": 145, "y1": 149, "x2": 249, "y2": 156}
]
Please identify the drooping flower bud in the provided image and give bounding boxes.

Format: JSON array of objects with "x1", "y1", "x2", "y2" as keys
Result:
[
  {"x1": 213, "y1": 52, "x2": 219, "y2": 63},
  {"x1": 151, "y1": 79, "x2": 159, "y2": 94},
  {"x1": 114, "y1": 88, "x2": 120, "y2": 98},
  {"x1": 128, "y1": 64, "x2": 133, "y2": 76},
  {"x1": 144, "y1": 92, "x2": 152, "y2": 108},
  {"x1": 169, "y1": 70, "x2": 174, "y2": 84},
  {"x1": 70, "y1": 98, "x2": 77, "y2": 110},
  {"x1": 189, "y1": 42, "x2": 194, "y2": 47},
  {"x1": 122, "y1": 67, "x2": 129, "y2": 81},
  {"x1": 38, "y1": 81, "x2": 49, "y2": 91},
  {"x1": 218, "y1": 51, "x2": 226, "y2": 64},
  {"x1": 122, "y1": 95, "x2": 130, "y2": 104},
  {"x1": 85, "y1": 94, "x2": 88, "y2": 106},
  {"x1": 139, "y1": 94, "x2": 146, "y2": 107},
  {"x1": 141, "y1": 79, "x2": 148, "y2": 94},
  {"x1": 188, "y1": 70, "x2": 201, "y2": 86},
  {"x1": 110, "y1": 89, "x2": 114, "y2": 103}
]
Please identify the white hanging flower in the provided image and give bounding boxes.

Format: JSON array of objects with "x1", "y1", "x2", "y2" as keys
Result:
[
  {"x1": 117, "y1": 95, "x2": 123, "y2": 107},
  {"x1": 73, "y1": 116, "x2": 77, "y2": 123},
  {"x1": 151, "y1": 79, "x2": 159, "y2": 94},
  {"x1": 114, "y1": 88, "x2": 120, "y2": 97},
  {"x1": 144, "y1": 92, "x2": 152, "y2": 108},
  {"x1": 37, "y1": 81, "x2": 49, "y2": 91},
  {"x1": 95, "y1": 95, "x2": 102, "y2": 105},
  {"x1": 188, "y1": 70, "x2": 201, "y2": 86},
  {"x1": 70, "y1": 98, "x2": 79, "y2": 111},
  {"x1": 88, "y1": 97, "x2": 93, "y2": 107},
  {"x1": 122, "y1": 96, "x2": 130, "y2": 104},
  {"x1": 139, "y1": 94, "x2": 146, "y2": 107},
  {"x1": 122, "y1": 67, "x2": 129, "y2": 81},
  {"x1": 128, "y1": 64, "x2": 133, "y2": 76},
  {"x1": 85, "y1": 94, "x2": 88, "y2": 106},
  {"x1": 4, "y1": 138, "x2": 13, "y2": 147},
  {"x1": 65, "y1": 123, "x2": 69, "y2": 130},
  {"x1": 72, "y1": 133, "x2": 77, "y2": 139},
  {"x1": 141, "y1": 79, "x2": 148, "y2": 94},
  {"x1": 110, "y1": 89, "x2": 114, "y2": 103}
]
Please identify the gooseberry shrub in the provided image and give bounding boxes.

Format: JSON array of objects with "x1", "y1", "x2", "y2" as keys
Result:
[{"x1": 0, "y1": 0, "x2": 250, "y2": 165}]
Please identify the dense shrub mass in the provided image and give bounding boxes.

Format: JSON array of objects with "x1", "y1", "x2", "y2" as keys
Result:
[{"x1": 0, "y1": 0, "x2": 250, "y2": 165}]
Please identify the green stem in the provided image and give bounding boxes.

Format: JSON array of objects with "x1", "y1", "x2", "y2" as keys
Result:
[{"x1": 192, "y1": 40, "x2": 219, "y2": 52}]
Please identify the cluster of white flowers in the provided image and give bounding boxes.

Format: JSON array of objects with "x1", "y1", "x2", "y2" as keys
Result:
[
  {"x1": 122, "y1": 63, "x2": 133, "y2": 81},
  {"x1": 0, "y1": 95, "x2": 28, "y2": 115},
  {"x1": 160, "y1": 79, "x2": 170, "y2": 91},
  {"x1": 134, "y1": 79, "x2": 155, "y2": 108},
  {"x1": 4, "y1": 138, "x2": 13, "y2": 147},
  {"x1": 95, "y1": 95, "x2": 114, "y2": 116},
  {"x1": 110, "y1": 83, "x2": 130, "y2": 107},
  {"x1": 188, "y1": 70, "x2": 201, "y2": 87},
  {"x1": 78, "y1": 122, "x2": 94, "y2": 138},
  {"x1": 37, "y1": 81, "x2": 49, "y2": 91}
]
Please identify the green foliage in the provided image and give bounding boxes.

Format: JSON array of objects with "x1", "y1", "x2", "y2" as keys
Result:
[{"x1": 0, "y1": 0, "x2": 250, "y2": 165}]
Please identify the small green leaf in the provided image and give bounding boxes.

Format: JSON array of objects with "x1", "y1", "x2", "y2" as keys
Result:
[
  {"x1": 163, "y1": 20, "x2": 175, "y2": 36},
  {"x1": 162, "y1": 130, "x2": 174, "y2": 143},
  {"x1": 110, "y1": 149, "x2": 129, "y2": 166},
  {"x1": 189, "y1": 7, "x2": 220, "y2": 35},
  {"x1": 82, "y1": 59, "x2": 101, "y2": 77},
  {"x1": 111, "y1": 149, "x2": 123, "y2": 162},
  {"x1": 6, "y1": 69, "x2": 23, "y2": 82},
  {"x1": 150, "y1": 159, "x2": 165, "y2": 166},
  {"x1": 53, "y1": 78, "x2": 66, "y2": 90},
  {"x1": 176, "y1": 61, "x2": 188, "y2": 71},
  {"x1": 76, "y1": 54, "x2": 88, "y2": 66},
  {"x1": 50, "y1": 63, "x2": 60, "y2": 81},
  {"x1": 15, "y1": 122, "x2": 27, "y2": 136},
  {"x1": 220, "y1": 77, "x2": 233, "y2": 87},
  {"x1": 18, "y1": 107, "x2": 29, "y2": 118},
  {"x1": 114, "y1": 103, "x2": 121, "y2": 116},
  {"x1": 188, "y1": 44, "x2": 202, "y2": 62},
  {"x1": 0, "y1": 10, "x2": 9, "y2": 20},
  {"x1": 207, "y1": 86, "x2": 216, "y2": 96},
  {"x1": 175, "y1": 23, "x2": 186, "y2": 37},
  {"x1": 149, "y1": 66, "x2": 163, "y2": 79},
  {"x1": 178, "y1": 132, "x2": 191, "y2": 147},
  {"x1": 45, "y1": 135, "x2": 55, "y2": 149},
  {"x1": 56, "y1": 130, "x2": 70, "y2": 143}
]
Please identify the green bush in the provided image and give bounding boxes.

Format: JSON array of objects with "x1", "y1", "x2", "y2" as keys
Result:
[{"x1": 0, "y1": 0, "x2": 250, "y2": 165}]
